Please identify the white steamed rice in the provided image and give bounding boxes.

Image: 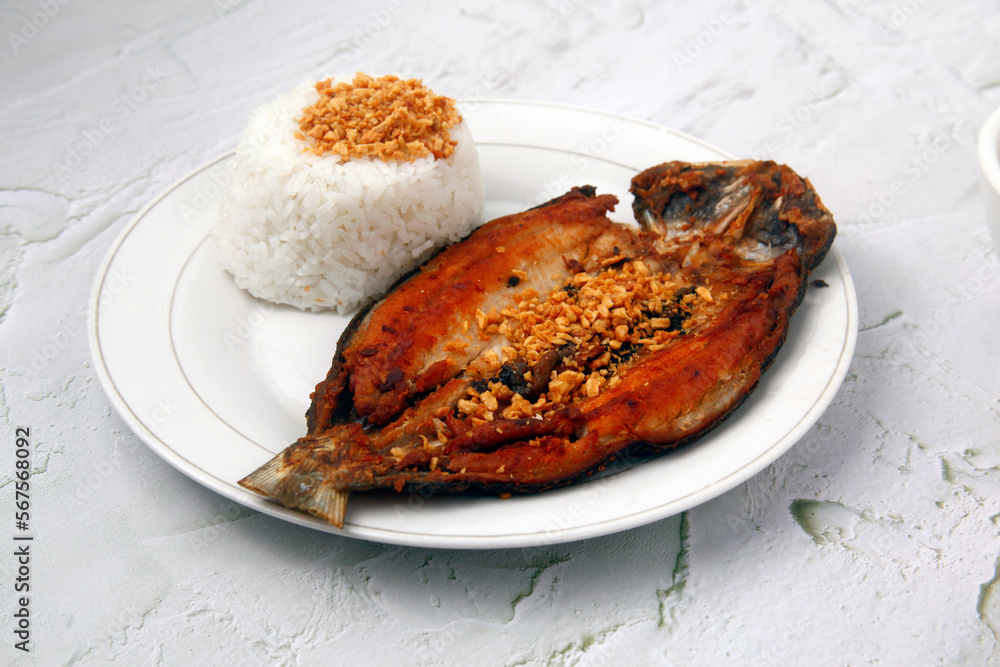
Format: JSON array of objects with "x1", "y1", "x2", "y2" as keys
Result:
[{"x1": 213, "y1": 78, "x2": 485, "y2": 313}]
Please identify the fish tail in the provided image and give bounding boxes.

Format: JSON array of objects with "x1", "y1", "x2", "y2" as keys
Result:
[{"x1": 239, "y1": 442, "x2": 350, "y2": 528}]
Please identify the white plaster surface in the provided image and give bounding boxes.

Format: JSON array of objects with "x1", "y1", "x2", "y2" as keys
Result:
[{"x1": 2, "y1": 0, "x2": 1000, "y2": 664}]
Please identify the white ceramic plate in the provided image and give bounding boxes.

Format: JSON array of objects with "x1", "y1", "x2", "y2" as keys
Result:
[{"x1": 89, "y1": 100, "x2": 857, "y2": 550}]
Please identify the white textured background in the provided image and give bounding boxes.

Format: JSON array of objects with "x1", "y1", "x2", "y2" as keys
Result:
[{"x1": 3, "y1": 0, "x2": 1000, "y2": 665}]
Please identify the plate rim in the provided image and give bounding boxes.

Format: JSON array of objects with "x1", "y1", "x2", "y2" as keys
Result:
[
  {"x1": 458, "y1": 96, "x2": 742, "y2": 156},
  {"x1": 88, "y1": 99, "x2": 858, "y2": 549}
]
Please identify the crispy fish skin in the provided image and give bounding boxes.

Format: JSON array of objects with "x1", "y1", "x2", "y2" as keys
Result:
[
  {"x1": 304, "y1": 186, "x2": 617, "y2": 433},
  {"x1": 240, "y1": 161, "x2": 836, "y2": 527},
  {"x1": 340, "y1": 187, "x2": 618, "y2": 426}
]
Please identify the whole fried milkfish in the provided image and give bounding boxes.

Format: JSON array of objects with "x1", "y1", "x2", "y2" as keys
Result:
[{"x1": 240, "y1": 160, "x2": 836, "y2": 527}]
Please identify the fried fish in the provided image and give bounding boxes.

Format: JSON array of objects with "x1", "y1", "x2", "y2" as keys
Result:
[{"x1": 239, "y1": 160, "x2": 836, "y2": 527}]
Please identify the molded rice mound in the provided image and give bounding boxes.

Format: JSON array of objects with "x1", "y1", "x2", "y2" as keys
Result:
[{"x1": 213, "y1": 78, "x2": 485, "y2": 314}]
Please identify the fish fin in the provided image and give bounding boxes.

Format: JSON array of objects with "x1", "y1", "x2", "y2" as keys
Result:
[{"x1": 239, "y1": 447, "x2": 350, "y2": 528}]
